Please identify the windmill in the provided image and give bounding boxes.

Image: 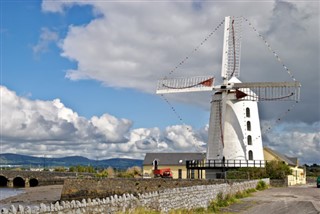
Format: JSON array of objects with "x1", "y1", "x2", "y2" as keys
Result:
[{"x1": 156, "y1": 16, "x2": 300, "y2": 174}]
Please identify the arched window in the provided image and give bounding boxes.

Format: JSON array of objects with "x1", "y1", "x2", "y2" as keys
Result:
[
  {"x1": 247, "y1": 121, "x2": 251, "y2": 131},
  {"x1": 246, "y1": 107, "x2": 250, "y2": 118},
  {"x1": 247, "y1": 135, "x2": 252, "y2": 145},
  {"x1": 248, "y1": 150, "x2": 253, "y2": 160}
]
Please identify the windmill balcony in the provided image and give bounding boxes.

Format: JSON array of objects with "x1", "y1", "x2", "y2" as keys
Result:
[{"x1": 186, "y1": 159, "x2": 266, "y2": 169}]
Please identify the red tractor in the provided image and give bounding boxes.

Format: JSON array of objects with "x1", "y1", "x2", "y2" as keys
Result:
[{"x1": 153, "y1": 168, "x2": 173, "y2": 178}]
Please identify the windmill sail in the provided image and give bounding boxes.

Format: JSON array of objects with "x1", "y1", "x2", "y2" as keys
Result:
[
  {"x1": 156, "y1": 76, "x2": 214, "y2": 94},
  {"x1": 221, "y1": 16, "x2": 242, "y2": 80},
  {"x1": 233, "y1": 81, "x2": 301, "y2": 101}
]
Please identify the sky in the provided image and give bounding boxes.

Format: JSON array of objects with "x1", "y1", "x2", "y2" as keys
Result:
[{"x1": 0, "y1": 0, "x2": 319, "y2": 164}]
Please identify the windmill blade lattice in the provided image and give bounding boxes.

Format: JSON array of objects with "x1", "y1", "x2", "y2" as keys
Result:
[
  {"x1": 221, "y1": 16, "x2": 242, "y2": 80},
  {"x1": 234, "y1": 81, "x2": 301, "y2": 101},
  {"x1": 156, "y1": 76, "x2": 214, "y2": 94}
]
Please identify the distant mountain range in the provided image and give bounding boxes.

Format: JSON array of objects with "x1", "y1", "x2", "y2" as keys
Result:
[{"x1": 0, "y1": 153, "x2": 143, "y2": 169}]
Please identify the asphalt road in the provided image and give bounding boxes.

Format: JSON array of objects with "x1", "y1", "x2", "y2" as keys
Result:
[{"x1": 221, "y1": 184, "x2": 320, "y2": 214}]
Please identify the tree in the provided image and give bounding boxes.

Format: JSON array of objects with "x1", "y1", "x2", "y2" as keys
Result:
[
  {"x1": 54, "y1": 167, "x2": 66, "y2": 172},
  {"x1": 68, "y1": 165, "x2": 96, "y2": 173},
  {"x1": 266, "y1": 160, "x2": 292, "y2": 179},
  {"x1": 116, "y1": 166, "x2": 142, "y2": 178},
  {"x1": 106, "y1": 167, "x2": 115, "y2": 178},
  {"x1": 126, "y1": 166, "x2": 142, "y2": 178}
]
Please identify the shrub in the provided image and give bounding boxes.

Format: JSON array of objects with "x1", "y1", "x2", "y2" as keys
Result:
[
  {"x1": 266, "y1": 160, "x2": 292, "y2": 179},
  {"x1": 95, "y1": 169, "x2": 109, "y2": 178},
  {"x1": 256, "y1": 180, "x2": 268, "y2": 190}
]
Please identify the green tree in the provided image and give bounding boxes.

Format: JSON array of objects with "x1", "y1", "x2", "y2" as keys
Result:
[
  {"x1": 68, "y1": 165, "x2": 96, "y2": 173},
  {"x1": 266, "y1": 160, "x2": 292, "y2": 179},
  {"x1": 54, "y1": 166, "x2": 66, "y2": 172},
  {"x1": 96, "y1": 169, "x2": 109, "y2": 178}
]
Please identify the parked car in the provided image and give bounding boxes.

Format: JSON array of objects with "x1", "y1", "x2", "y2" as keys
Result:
[{"x1": 317, "y1": 176, "x2": 320, "y2": 188}]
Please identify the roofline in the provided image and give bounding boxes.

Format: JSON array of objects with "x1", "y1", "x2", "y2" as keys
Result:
[{"x1": 264, "y1": 147, "x2": 297, "y2": 166}]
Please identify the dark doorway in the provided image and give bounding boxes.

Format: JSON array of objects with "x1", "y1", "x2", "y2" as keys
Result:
[
  {"x1": 0, "y1": 176, "x2": 8, "y2": 187},
  {"x1": 153, "y1": 159, "x2": 158, "y2": 170},
  {"x1": 178, "y1": 169, "x2": 182, "y2": 179},
  {"x1": 13, "y1": 177, "x2": 25, "y2": 187},
  {"x1": 29, "y1": 178, "x2": 39, "y2": 187}
]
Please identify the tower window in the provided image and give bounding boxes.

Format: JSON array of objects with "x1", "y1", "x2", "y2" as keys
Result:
[
  {"x1": 248, "y1": 150, "x2": 253, "y2": 160},
  {"x1": 247, "y1": 121, "x2": 251, "y2": 131},
  {"x1": 246, "y1": 107, "x2": 250, "y2": 118},
  {"x1": 247, "y1": 135, "x2": 252, "y2": 145}
]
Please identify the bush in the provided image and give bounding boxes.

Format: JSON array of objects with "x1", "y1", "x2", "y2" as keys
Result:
[
  {"x1": 266, "y1": 160, "x2": 292, "y2": 179},
  {"x1": 226, "y1": 167, "x2": 267, "y2": 179},
  {"x1": 69, "y1": 165, "x2": 95, "y2": 173},
  {"x1": 256, "y1": 180, "x2": 268, "y2": 190},
  {"x1": 246, "y1": 188, "x2": 257, "y2": 194},
  {"x1": 95, "y1": 169, "x2": 109, "y2": 178},
  {"x1": 54, "y1": 166, "x2": 67, "y2": 172}
]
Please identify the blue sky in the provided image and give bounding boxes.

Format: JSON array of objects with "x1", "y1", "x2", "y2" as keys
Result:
[{"x1": 1, "y1": 1, "x2": 319, "y2": 163}]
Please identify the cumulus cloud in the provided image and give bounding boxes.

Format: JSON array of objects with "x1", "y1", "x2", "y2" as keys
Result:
[
  {"x1": 1, "y1": 86, "x2": 207, "y2": 159},
  {"x1": 1, "y1": 86, "x2": 132, "y2": 151},
  {"x1": 40, "y1": 1, "x2": 319, "y2": 125},
  {"x1": 1, "y1": 85, "x2": 319, "y2": 163},
  {"x1": 263, "y1": 121, "x2": 320, "y2": 164}
]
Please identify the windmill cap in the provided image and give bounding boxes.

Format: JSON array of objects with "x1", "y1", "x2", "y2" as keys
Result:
[{"x1": 229, "y1": 76, "x2": 241, "y2": 83}]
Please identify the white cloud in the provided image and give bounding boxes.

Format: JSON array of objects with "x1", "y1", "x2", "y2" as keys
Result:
[
  {"x1": 164, "y1": 125, "x2": 205, "y2": 151},
  {"x1": 0, "y1": 86, "x2": 206, "y2": 159},
  {"x1": 32, "y1": 27, "x2": 59, "y2": 54},
  {"x1": 1, "y1": 85, "x2": 318, "y2": 163},
  {"x1": 1, "y1": 85, "x2": 131, "y2": 146},
  {"x1": 91, "y1": 114, "x2": 132, "y2": 143},
  {"x1": 41, "y1": 1, "x2": 319, "y2": 125},
  {"x1": 263, "y1": 121, "x2": 320, "y2": 164}
]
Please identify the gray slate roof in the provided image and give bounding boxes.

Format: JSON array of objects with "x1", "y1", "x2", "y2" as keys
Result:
[
  {"x1": 264, "y1": 147, "x2": 298, "y2": 166},
  {"x1": 143, "y1": 153, "x2": 206, "y2": 166}
]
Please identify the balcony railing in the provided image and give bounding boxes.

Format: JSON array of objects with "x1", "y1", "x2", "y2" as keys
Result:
[{"x1": 186, "y1": 159, "x2": 266, "y2": 169}]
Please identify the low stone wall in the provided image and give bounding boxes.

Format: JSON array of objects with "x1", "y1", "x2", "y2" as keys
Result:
[
  {"x1": 38, "y1": 178, "x2": 65, "y2": 186},
  {"x1": 1, "y1": 179, "x2": 269, "y2": 214},
  {"x1": 306, "y1": 177, "x2": 317, "y2": 184},
  {"x1": 269, "y1": 179, "x2": 287, "y2": 187},
  {"x1": 60, "y1": 178, "x2": 231, "y2": 201}
]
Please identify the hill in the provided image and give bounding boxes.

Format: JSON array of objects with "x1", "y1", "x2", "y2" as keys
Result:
[{"x1": 0, "y1": 153, "x2": 143, "y2": 169}]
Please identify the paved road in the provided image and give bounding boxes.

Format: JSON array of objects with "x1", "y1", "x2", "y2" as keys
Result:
[{"x1": 221, "y1": 184, "x2": 320, "y2": 214}]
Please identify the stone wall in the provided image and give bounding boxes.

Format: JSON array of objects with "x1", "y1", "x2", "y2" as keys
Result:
[
  {"x1": 306, "y1": 177, "x2": 317, "y2": 184},
  {"x1": 1, "y1": 179, "x2": 269, "y2": 214},
  {"x1": 60, "y1": 178, "x2": 251, "y2": 201},
  {"x1": 269, "y1": 179, "x2": 287, "y2": 187}
]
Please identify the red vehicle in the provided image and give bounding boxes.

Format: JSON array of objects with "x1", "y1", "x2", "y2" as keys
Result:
[{"x1": 153, "y1": 168, "x2": 173, "y2": 178}]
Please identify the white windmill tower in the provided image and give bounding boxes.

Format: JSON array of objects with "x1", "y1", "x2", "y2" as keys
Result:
[{"x1": 156, "y1": 16, "x2": 300, "y2": 177}]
